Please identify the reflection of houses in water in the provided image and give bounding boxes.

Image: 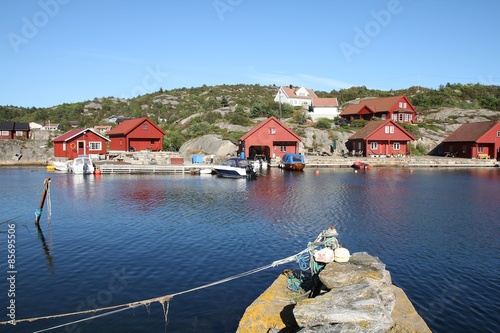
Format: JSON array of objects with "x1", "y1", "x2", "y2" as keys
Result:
[{"x1": 116, "y1": 178, "x2": 169, "y2": 212}]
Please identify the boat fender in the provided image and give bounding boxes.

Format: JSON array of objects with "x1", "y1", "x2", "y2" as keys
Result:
[
  {"x1": 323, "y1": 226, "x2": 339, "y2": 238},
  {"x1": 334, "y1": 247, "x2": 350, "y2": 263},
  {"x1": 314, "y1": 248, "x2": 335, "y2": 264}
]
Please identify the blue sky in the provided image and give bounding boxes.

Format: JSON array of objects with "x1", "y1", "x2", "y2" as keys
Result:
[{"x1": 1, "y1": 0, "x2": 499, "y2": 108}]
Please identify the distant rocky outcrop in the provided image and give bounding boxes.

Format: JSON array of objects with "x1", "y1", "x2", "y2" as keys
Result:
[
  {"x1": 0, "y1": 140, "x2": 53, "y2": 165},
  {"x1": 237, "y1": 252, "x2": 431, "y2": 333}
]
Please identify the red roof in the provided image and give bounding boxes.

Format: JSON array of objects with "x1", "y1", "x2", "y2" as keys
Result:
[
  {"x1": 107, "y1": 117, "x2": 165, "y2": 136},
  {"x1": 443, "y1": 121, "x2": 498, "y2": 142},
  {"x1": 349, "y1": 120, "x2": 416, "y2": 141},
  {"x1": 280, "y1": 86, "x2": 318, "y2": 100},
  {"x1": 340, "y1": 96, "x2": 415, "y2": 116},
  {"x1": 240, "y1": 116, "x2": 302, "y2": 141},
  {"x1": 313, "y1": 97, "x2": 339, "y2": 107},
  {"x1": 52, "y1": 128, "x2": 110, "y2": 142}
]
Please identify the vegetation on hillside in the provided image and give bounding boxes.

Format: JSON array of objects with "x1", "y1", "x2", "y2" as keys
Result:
[{"x1": 1, "y1": 82, "x2": 499, "y2": 150}]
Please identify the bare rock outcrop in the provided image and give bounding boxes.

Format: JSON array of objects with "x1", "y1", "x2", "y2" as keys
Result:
[
  {"x1": 237, "y1": 252, "x2": 431, "y2": 333},
  {"x1": 178, "y1": 134, "x2": 237, "y2": 161},
  {"x1": 0, "y1": 140, "x2": 53, "y2": 165}
]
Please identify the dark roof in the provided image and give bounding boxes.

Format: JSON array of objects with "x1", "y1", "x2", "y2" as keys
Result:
[
  {"x1": 443, "y1": 121, "x2": 498, "y2": 142},
  {"x1": 116, "y1": 117, "x2": 132, "y2": 124},
  {"x1": 14, "y1": 122, "x2": 30, "y2": 131},
  {"x1": 0, "y1": 121, "x2": 15, "y2": 131}
]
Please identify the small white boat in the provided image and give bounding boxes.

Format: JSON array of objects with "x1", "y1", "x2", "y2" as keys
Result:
[
  {"x1": 252, "y1": 154, "x2": 268, "y2": 169},
  {"x1": 70, "y1": 156, "x2": 95, "y2": 174},
  {"x1": 51, "y1": 161, "x2": 70, "y2": 172},
  {"x1": 213, "y1": 158, "x2": 257, "y2": 179}
]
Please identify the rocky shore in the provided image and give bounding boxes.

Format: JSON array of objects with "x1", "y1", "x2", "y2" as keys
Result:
[
  {"x1": 237, "y1": 252, "x2": 431, "y2": 333},
  {"x1": 0, "y1": 139, "x2": 53, "y2": 166},
  {"x1": 1, "y1": 139, "x2": 497, "y2": 170}
]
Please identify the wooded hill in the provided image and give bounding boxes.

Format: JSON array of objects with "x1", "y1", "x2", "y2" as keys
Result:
[{"x1": 1, "y1": 83, "x2": 499, "y2": 151}]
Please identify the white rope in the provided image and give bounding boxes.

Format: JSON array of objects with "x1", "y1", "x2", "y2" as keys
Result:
[
  {"x1": 33, "y1": 306, "x2": 134, "y2": 333},
  {"x1": 0, "y1": 247, "x2": 311, "y2": 331}
]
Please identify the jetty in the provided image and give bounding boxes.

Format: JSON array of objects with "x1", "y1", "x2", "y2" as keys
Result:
[
  {"x1": 236, "y1": 227, "x2": 431, "y2": 333},
  {"x1": 96, "y1": 156, "x2": 499, "y2": 174},
  {"x1": 302, "y1": 155, "x2": 499, "y2": 168},
  {"x1": 98, "y1": 163, "x2": 191, "y2": 174}
]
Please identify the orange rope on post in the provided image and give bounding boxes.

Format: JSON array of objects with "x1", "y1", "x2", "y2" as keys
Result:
[{"x1": 35, "y1": 178, "x2": 51, "y2": 227}]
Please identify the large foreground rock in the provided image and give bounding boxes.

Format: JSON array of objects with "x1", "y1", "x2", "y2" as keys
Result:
[
  {"x1": 178, "y1": 134, "x2": 237, "y2": 161},
  {"x1": 237, "y1": 252, "x2": 431, "y2": 333}
]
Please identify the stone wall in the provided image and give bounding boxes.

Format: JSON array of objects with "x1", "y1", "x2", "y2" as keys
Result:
[{"x1": 237, "y1": 252, "x2": 431, "y2": 333}]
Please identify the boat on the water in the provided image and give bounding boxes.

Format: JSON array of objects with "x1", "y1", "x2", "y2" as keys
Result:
[
  {"x1": 279, "y1": 153, "x2": 305, "y2": 171},
  {"x1": 351, "y1": 161, "x2": 370, "y2": 170},
  {"x1": 69, "y1": 156, "x2": 95, "y2": 174},
  {"x1": 50, "y1": 161, "x2": 71, "y2": 172},
  {"x1": 213, "y1": 158, "x2": 257, "y2": 179},
  {"x1": 252, "y1": 154, "x2": 268, "y2": 169}
]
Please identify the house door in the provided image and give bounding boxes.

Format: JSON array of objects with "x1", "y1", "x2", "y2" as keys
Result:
[{"x1": 77, "y1": 140, "x2": 86, "y2": 155}]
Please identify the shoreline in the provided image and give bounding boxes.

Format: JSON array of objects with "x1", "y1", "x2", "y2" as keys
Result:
[{"x1": 0, "y1": 157, "x2": 498, "y2": 169}]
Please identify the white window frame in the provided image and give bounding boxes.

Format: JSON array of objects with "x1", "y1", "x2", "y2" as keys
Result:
[
  {"x1": 371, "y1": 142, "x2": 378, "y2": 150},
  {"x1": 269, "y1": 128, "x2": 276, "y2": 135},
  {"x1": 89, "y1": 142, "x2": 102, "y2": 151},
  {"x1": 280, "y1": 146, "x2": 287, "y2": 152},
  {"x1": 393, "y1": 142, "x2": 400, "y2": 150},
  {"x1": 1, "y1": 131, "x2": 9, "y2": 136}
]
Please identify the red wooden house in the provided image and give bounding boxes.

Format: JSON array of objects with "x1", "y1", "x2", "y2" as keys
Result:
[
  {"x1": 239, "y1": 116, "x2": 302, "y2": 160},
  {"x1": 347, "y1": 120, "x2": 416, "y2": 157},
  {"x1": 441, "y1": 121, "x2": 500, "y2": 159},
  {"x1": 52, "y1": 128, "x2": 110, "y2": 159},
  {"x1": 107, "y1": 117, "x2": 165, "y2": 152},
  {"x1": 0, "y1": 121, "x2": 30, "y2": 139},
  {"x1": 340, "y1": 96, "x2": 417, "y2": 124}
]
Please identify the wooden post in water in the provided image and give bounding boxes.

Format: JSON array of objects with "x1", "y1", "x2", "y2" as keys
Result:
[{"x1": 35, "y1": 178, "x2": 51, "y2": 227}]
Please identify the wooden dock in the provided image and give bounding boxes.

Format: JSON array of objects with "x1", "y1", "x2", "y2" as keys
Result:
[{"x1": 98, "y1": 163, "x2": 193, "y2": 174}]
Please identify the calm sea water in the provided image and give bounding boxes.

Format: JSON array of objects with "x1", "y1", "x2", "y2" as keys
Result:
[{"x1": 0, "y1": 166, "x2": 499, "y2": 333}]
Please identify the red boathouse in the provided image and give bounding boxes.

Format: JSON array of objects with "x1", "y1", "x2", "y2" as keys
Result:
[
  {"x1": 52, "y1": 128, "x2": 110, "y2": 159},
  {"x1": 107, "y1": 117, "x2": 166, "y2": 152},
  {"x1": 239, "y1": 116, "x2": 302, "y2": 161}
]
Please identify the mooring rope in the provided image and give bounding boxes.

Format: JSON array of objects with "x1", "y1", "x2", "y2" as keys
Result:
[{"x1": 0, "y1": 248, "x2": 309, "y2": 332}]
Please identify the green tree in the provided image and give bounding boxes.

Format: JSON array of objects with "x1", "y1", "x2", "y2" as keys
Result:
[
  {"x1": 314, "y1": 118, "x2": 332, "y2": 129},
  {"x1": 220, "y1": 96, "x2": 229, "y2": 107}
]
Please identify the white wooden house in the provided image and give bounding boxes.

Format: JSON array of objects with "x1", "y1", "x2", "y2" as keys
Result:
[{"x1": 274, "y1": 86, "x2": 339, "y2": 120}]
